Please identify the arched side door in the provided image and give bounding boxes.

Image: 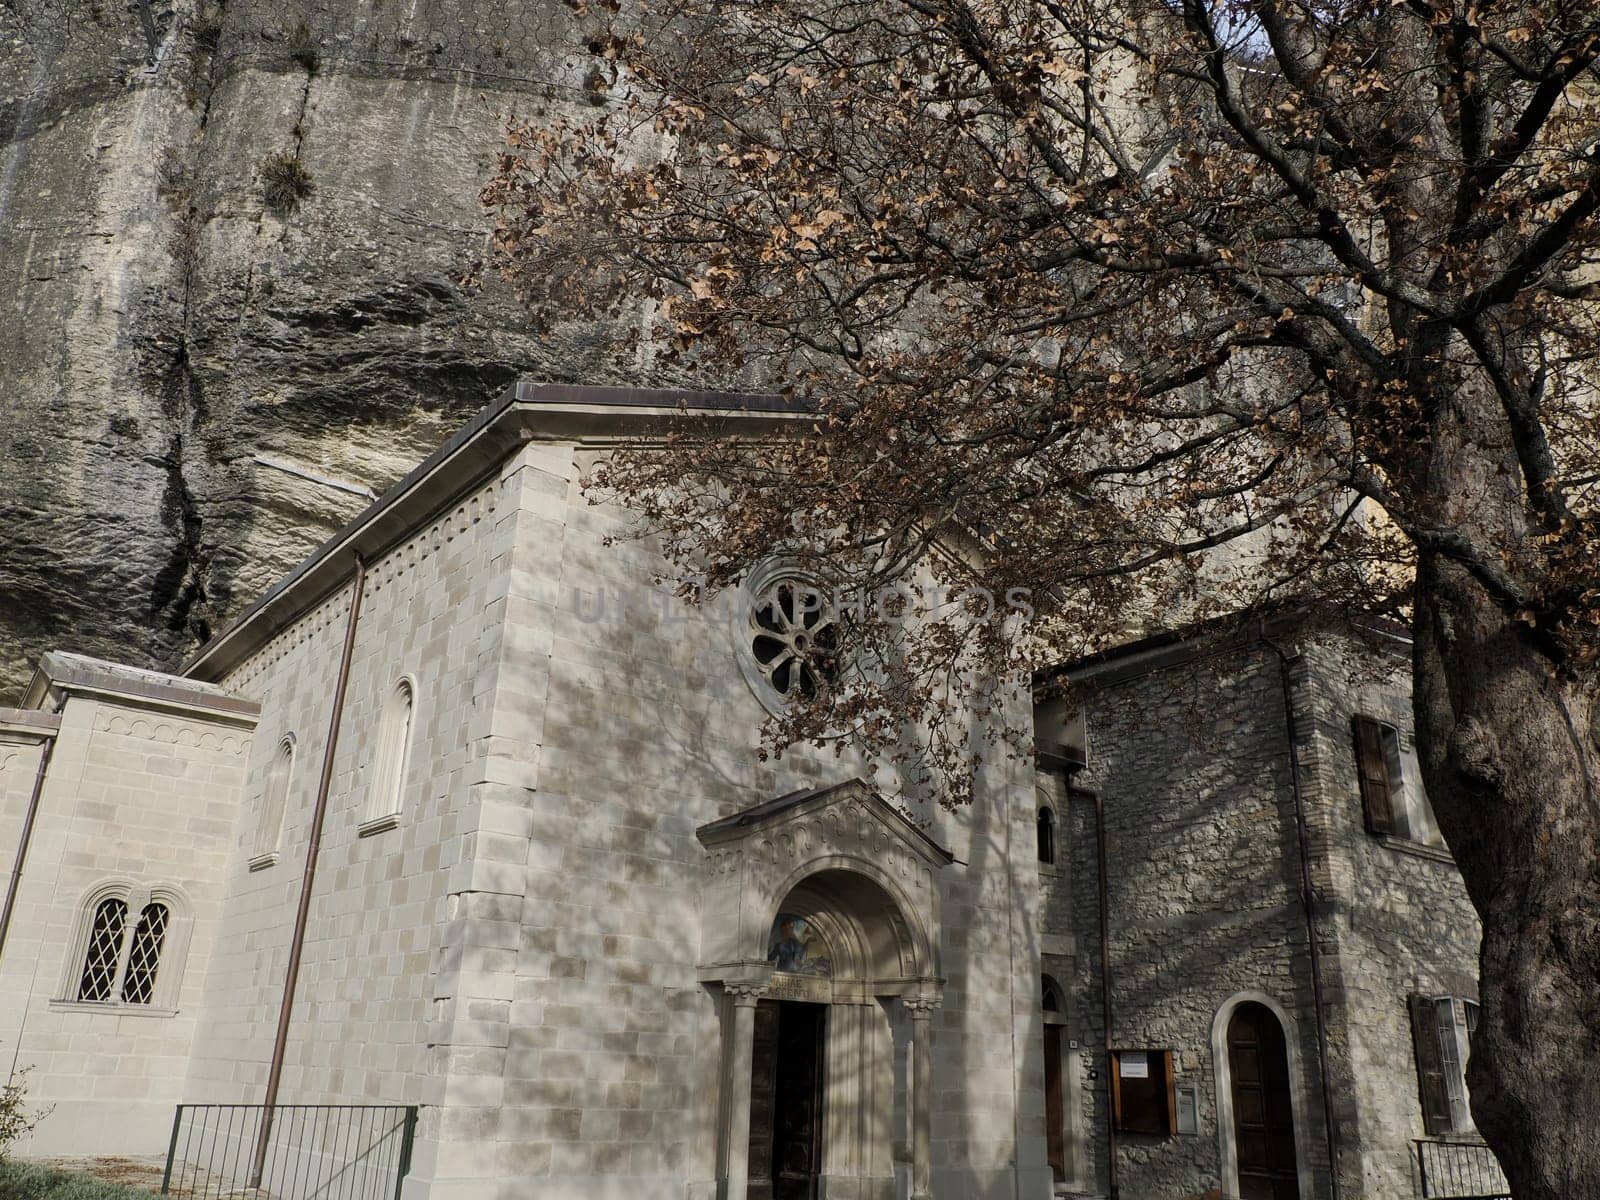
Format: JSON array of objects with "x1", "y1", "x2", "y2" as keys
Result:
[{"x1": 1226, "y1": 1002, "x2": 1301, "y2": 1200}]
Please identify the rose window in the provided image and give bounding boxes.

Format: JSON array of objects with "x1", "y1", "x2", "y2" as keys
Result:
[{"x1": 748, "y1": 579, "x2": 839, "y2": 702}]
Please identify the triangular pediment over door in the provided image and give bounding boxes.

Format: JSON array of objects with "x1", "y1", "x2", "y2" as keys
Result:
[{"x1": 694, "y1": 778, "x2": 950, "y2": 988}]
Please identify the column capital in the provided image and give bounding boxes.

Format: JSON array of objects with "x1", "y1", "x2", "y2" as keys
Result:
[{"x1": 725, "y1": 980, "x2": 769, "y2": 1005}]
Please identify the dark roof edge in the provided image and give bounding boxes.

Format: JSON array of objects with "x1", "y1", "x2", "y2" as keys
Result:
[
  {"x1": 1036, "y1": 604, "x2": 1411, "y2": 691},
  {"x1": 508, "y1": 379, "x2": 804, "y2": 414},
  {"x1": 184, "y1": 381, "x2": 808, "y2": 683}
]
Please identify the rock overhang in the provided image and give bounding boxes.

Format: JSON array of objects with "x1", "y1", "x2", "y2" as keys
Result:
[{"x1": 181, "y1": 380, "x2": 811, "y2": 683}]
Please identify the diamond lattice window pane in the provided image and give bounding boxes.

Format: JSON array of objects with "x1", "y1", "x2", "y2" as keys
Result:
[
  {"x1": 77, "y1": 898, "x2": 128, "y2": 1001},
  {"x1": 120, "y1": 903, "x2": 170, "y2": 1005}
]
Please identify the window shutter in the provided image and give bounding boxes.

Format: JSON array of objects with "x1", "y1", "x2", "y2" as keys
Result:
[
  {"x1": 1409, "y1": 993, "x2": 1455, "y2": 1135},
  {"x1": 1353, "y1": 717, "x2": 1396, "y2": 835},
  {"x1": 1161, "y1": 1050, "x2": 1177, "y2": 1137},
  {"x1": 1111, "y1": 1050, "x2": 1175, "y2": 1136},
  {"x1": 1110, "y1": 1051, "x2": 1125, "y2": 1131}
]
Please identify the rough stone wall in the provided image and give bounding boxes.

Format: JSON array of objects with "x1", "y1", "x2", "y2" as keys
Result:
[
  {"x1": 1042, "y1": 628, "x2": 1485, "y2": 1200},
  {"x1": 1293, "y1": 633, "x2": 1482, "y2": 1200},
  {"x1": 1059, "y1": 643, "x2": 1333, "y2": 1200},
  {"x1": 0, "y1": 0, "x2": 620, "y2": 700},
  {"x1": 0, "y1": 691, "x2": 252, "y2": 1154}
]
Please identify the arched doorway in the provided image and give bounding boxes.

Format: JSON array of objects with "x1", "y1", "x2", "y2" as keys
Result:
[
  {"x1": 1042, "y1": 977, "x2": 1067, "y2": 1182},
  {"x1": 695, "y1": 780, "x2": 950, "y2": 1200},
  {"x1": 741, "y1": 868, "x2": 933, "y2": 1200},
  {"x1": 1225, "y1": 1002, "x2": 1300, "y2": 1200},
  {"x1": 1040, "y1": 974, "x2": 1085, "y2": 1192}
]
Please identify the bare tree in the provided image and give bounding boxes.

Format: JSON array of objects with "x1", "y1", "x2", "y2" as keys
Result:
[{"x1": 483, "y1": 1, "x2": 1600, "y2": 1192}]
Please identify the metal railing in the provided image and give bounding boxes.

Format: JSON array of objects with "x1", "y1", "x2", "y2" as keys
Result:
[
  {"x1": 1416, "y1": 1139, "x2": 1511, "y2": 1199},
  {"x1": 161, "y1": 1104, "x2": 417, "y2": 1199}
]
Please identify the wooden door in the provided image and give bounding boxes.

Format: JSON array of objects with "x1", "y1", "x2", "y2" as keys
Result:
[
  {"x1": 748, "y1": 1000, "x2": 780, "y2": 1200},
  {"x1": 747, "y1": 1001, "x2": 826, "y2": 1200},
  {"x1": 1227, "y1": 1003, "x2": 1300, "y2": 1200},
  {"x1": 1044, "y1": 1024, "x2": 1066, "y2": 1181},
  {"x1": 773, "y1": 1002, "x2": 826, "y2": 1200}
]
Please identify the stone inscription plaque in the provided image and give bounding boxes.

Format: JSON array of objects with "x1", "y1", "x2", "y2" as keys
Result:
[{"x1": 765, "y1": 974, "x2": 831, "y2": 1003}]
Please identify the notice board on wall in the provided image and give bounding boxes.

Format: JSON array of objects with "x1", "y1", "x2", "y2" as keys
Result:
[{"x1": 1111, "y1": 1048, "x2": 1176, "y2": 1136}]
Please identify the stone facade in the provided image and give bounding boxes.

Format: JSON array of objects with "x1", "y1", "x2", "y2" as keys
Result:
[
  {"x1": 1290, "y1": 635, "x2": 1482, "y2": 1200},
  {"x1": 1034, "y1": 623, "x2": 1483, "y2": 1200},
  {"x1": 0, "y1": 384, "x2": 1486, "y2": 1199},
  {"x1": 0, "y1": 656, "x2": 257, "y2": 1152}
]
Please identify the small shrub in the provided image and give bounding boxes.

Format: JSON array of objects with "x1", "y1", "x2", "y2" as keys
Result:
[
  {"x1": 0, "y1": 1068, "x2": 48, "y2": 1162},
  {"x1": 260, "y1": 152, "x2": 314, "y2": 216},
  {"x1": 0, "y1": 1161, "x2": 156, "y2": 1199},
  {"x1": 183, "y1": 6, "x2": 225, "y2": 105},
  {"x1": 191, "y1": 11, "x2": 222, "y2": 55},
  {"x1": 286, "y1": 20, "x2": 319, "y2": 72}
]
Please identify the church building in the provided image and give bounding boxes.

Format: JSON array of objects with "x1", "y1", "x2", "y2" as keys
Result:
[{"x1": 0, "y1": 382, "x2": 1493, "y2": 1200}]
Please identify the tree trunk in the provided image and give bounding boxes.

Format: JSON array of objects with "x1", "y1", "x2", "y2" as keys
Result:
[{"x1": 1413, "y1": 553, "x2": 1600, "y2": 1200}]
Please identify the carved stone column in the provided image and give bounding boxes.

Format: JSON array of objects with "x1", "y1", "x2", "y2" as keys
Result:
[
  {"x1": 724, "y1": 981, "x2": 767, "y2": 1200},
  {"x1": 903, "y1": 993, "x2": 941, "y2": 1200}
]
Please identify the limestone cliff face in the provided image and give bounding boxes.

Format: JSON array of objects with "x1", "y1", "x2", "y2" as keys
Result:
[{"x1": 0, "y1": 0, "x2": 617, "y2": 699}]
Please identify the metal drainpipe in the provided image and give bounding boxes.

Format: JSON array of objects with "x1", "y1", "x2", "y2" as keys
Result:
[
  {"x1": 251, "y1": 555, "x2": 366, "y2": 1187},
  {"x1": 1263, "y1": 635, "x2": 1343, "y2": 1200},
  {"x1": 1072, "y1": 780, "x2": 1119, "y2": 1200},
  {"x1": 0, "y1": 729, "x2": 57, "y2": 968}
]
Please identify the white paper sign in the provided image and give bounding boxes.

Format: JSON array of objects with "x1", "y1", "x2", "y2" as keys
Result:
[{"x1": 1120, "y1": 1052, "x2": 1149, "y2": 1079}]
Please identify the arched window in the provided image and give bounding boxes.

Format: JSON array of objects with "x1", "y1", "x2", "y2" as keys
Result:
[
  {"x1": 77, "y1": 897, "x2": 128, "y2": 1001},
  {"x1": 361, "y1": 678, "x2": 414, "y2": 836},
  {"x1": 1042, "y1": 975, "x2": 1066, "y2": 1015},
  {"x1": 250, "y1": 734, "x2": 295, "y2": 870},
  {"x1": 1037, "y1": 807, "x2": 1056, "y2": 864},
  {"x1": 65, "y1": 883, "x2": 188, "y2": 1010},
  {"x1": 120, "y1": 902, "x2": 171, "y2": 1003}
]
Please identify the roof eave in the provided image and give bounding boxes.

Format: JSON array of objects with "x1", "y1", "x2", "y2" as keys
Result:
[{"x1": 25, "y1": 653, "x2": 259, "y2": 721}]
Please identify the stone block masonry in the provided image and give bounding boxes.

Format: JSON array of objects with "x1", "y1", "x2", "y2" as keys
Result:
[{"x1": 0, "y1": 659, "x2": 257, "y2": 1154}]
